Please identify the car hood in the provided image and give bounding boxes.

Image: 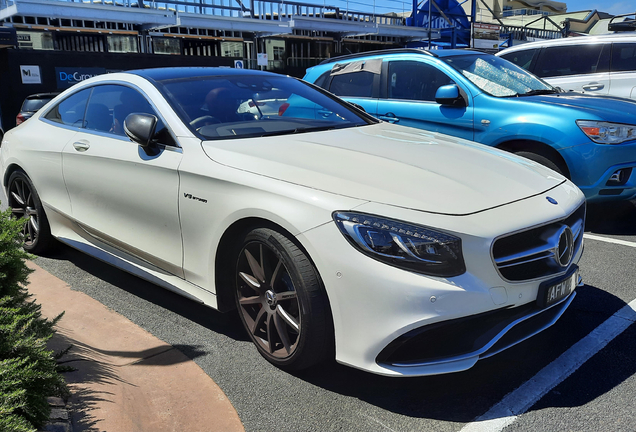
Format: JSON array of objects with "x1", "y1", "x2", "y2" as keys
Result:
[
  {"x1": 201, "y1": 123, "x2": 565, "y2": 215},
  {"x1": 523, "y1": 92, "x2": 636, "y2": 123}
]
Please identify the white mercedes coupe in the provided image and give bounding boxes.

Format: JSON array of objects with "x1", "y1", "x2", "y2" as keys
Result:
[{"x1": 0, "y1": 68, "x2": 585, "y2": 376}]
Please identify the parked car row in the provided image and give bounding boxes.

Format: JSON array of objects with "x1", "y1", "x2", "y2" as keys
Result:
[
  {"x1": 15, "y1": 92, "x2": 59, "y2": 126},
  {"x1": 303, "y1": 47, "x2": 636, "y2": 203},
  {"x1": 497, "y1": 33, "x2": 636, "y2": 99},
  {"x1": 0, "y1": 39, "x2": 633, "y2": 377}
]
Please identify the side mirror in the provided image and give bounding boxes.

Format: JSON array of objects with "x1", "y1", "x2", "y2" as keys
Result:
[
  {"x1": 124, "y1": 113, "x2": 159, "y2": 155},
  {"x1": 435, "y1": 84, "x2": 465, "y2": 106}
]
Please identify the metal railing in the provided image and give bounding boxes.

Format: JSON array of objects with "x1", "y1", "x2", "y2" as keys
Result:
[
  {"x1": 0, "y1": 0, "x2": 404, "y2": 26},
  {"x1": 501, "y1": 8, "x2": 554, "y2": 18},
  {"x1": 502, "y1": 24, "x2": 562, "y2": 41}
]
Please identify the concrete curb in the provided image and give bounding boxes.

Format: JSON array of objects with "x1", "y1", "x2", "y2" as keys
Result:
[{"x1": 27, "y1": 261, "x2": 245, "y2": 432}]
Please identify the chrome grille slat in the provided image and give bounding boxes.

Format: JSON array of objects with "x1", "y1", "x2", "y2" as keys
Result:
[
  {"x1": 494, "y1": 245, "x2": 554, "y2": 266},
  {"x1": 496, "y1": 250, "x2": 554, "y2": 269},
  {"x1": 571, "y1": 219, "x2": 583, "y2": 239},
  {"x1": 492, "y1": 203, "x2": 585, "y2": 282}
]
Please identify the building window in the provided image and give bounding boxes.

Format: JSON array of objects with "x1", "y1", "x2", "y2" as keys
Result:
[
  {"x1": 107, "y1": 35, "x2": 138, "y2": 53},
  {"x1": 153, "y1": 37, "x2": 181, "y2": 55},
  {"x1": 183, "y1": 39, "x2": 217, "y2": 56},
  {"x1": 220, "y1": 41, "x2": 243, "y2": 57},
  {"x1": 16, "y1": 31, "x2": 54, "y2": 50},
  {"x1": 56, "y1": 33, "x2": 106, "y2": 52}
]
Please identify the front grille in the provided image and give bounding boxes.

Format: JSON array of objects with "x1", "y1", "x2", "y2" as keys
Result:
[{"x1": 492, "y1": 203, "x2": 585, "y2": 281}]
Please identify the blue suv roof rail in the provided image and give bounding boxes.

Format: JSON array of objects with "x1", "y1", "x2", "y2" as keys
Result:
[{"x1": 319, "y1": 48, "x2": 438, "y2": 65}]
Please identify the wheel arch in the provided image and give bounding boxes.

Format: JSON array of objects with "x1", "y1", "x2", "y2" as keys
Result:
[
  {"x1": 496, "y1": 139, "x2": 571, "y2": 179},
  {"x1": 3, "y1": 163, "x2": 26, "y2": 187},
  {"x1": 213, "y1": 216, "x2": 333, "y2": 322}
]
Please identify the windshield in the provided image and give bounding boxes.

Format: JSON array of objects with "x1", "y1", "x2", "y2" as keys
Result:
[
  {"x1": 442, "y1": 54, "x2": 555, "y2": 97},
  {"x1": 155, "y1": 74, "x2": 374, "y2": 140}
]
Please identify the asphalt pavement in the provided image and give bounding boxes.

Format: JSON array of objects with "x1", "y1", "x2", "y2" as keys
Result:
[{"x1": 10, "y1": 189, "x2": 636, "y2": 431}]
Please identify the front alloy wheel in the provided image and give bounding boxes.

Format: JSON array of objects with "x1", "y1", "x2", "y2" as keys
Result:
[{"x1": 235, "y1": 228, "x2": 332, "y2": 370}]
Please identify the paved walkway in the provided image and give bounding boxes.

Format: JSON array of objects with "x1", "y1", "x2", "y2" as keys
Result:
[{"x1": 27, "y1": 261, "x2": 245, "y2": 432}]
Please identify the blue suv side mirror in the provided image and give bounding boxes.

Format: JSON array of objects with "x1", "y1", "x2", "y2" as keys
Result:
[{"x1": 435, "y1": 84, "x2": 465, "y2": 106}]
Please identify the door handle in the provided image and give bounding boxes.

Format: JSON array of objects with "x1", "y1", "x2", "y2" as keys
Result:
[
  {"x1": 582, "y1": 83, "x2": 604, "y2": 91},
  {"x1": 379, "y1": 113, "x2": 400, "y2": 123},
  {"x1": 72, "y1": 140, "x2": 90, "y2": 152}
]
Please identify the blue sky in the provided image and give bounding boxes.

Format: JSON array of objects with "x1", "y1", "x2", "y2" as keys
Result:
[{"x1": 303, "y1": 1, "x2": 633, "y2": 16}]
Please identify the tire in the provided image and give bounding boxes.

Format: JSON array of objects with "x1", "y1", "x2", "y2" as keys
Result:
[
  {"x1": 515, "y1": 151, "x2": 565, "y2": 176},
  {"x1": 234, "y1": 227, "x2": 332, "y2": 370},
  {"x1": 7, "y1": 170, "x2": 55, "y2": 254}
]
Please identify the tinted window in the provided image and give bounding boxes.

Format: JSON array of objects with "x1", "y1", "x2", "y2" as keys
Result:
[
  {"x1": 84, "y1": 85, "x2": 176, "y2": 146},
  {"x1": 611, "y1": 43, "x2": 636, "y2": 72},
  {"x1": 534, "y1": 44, "x2": 610, "y2": 78},
  {"x1": 387, "y1": 61, "x2": 453, "y2": 102},
  {"x1": 44, "y1": 89, "x2": 91, "y2": 127},
  {"x1": 329, "y1": 71, "x2": 375, "y2": 97},
  {"x1": 500, "y1": 48, "x2": 538, "y2": 72},
  {"x1": 313, "y1": 71, "x2": 331, "y2": 90}
]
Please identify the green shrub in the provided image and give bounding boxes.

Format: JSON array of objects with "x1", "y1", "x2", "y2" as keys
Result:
[{"x1": 0, "y1": 208, "x2": 67, "y2": 432}]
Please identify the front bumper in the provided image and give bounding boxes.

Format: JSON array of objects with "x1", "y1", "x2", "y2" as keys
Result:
[
  {"x1": 377, "y1": 274, "x2": 581, "y2": 375},
  {"x1": 560, "y1": 140, "x2": 636, "y2": 202},
  {"x1": 298, "y1": 183, "x2": 585, "y2": 376}
]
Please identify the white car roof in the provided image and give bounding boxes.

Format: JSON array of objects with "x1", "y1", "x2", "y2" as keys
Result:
[{"x1": 498, "y1": 32, "x2": 636, "y2": 54}]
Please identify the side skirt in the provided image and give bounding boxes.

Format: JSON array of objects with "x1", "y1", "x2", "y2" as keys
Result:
[{"x1": 45, "y1": 205, "x2": 219, "y2": 310}]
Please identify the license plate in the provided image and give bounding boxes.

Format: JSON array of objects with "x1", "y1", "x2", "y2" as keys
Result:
[{"x1": 538, "y1": 268, "x2": 578, "y2": 308}]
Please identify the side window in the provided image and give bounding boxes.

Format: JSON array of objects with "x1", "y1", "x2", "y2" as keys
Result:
[
  {"x1": 85, "y1": 85, "x2": 176, "y2": 146},
  {"x1": 611, "y1": 43, "x2": 636, "y2": 72},
  {"x1": 387, "y1": 61, "x2": 452, "y2": 102},
  {"x1": 313, "y1": 71, "x2": 331, "y2": 90},
  {"x1": 329, "y1": 71, "x2": 375, "y2": 98},
  {"x1": 534, "y1": 44, "x2": 610, "y2": 78},
  {"x1": 44, "y1": 89, "x2": 91, "y2": 127},
  {"x1": 500, "y1": 48, "x2": 538, "y2": 72}
]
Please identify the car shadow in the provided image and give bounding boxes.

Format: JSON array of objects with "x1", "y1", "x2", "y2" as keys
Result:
[{"x1": 586, "y1": 199, "x2": 636, "y2": 235}]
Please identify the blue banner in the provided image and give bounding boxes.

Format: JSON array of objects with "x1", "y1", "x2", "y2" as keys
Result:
[{"x1": 55, "y1": 67, "x2": 106, "y2": 89}]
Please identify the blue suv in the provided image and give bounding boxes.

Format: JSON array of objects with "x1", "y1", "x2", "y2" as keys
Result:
[{"x1": 303, "y1": 49, "x2": 636, "y2": 202}]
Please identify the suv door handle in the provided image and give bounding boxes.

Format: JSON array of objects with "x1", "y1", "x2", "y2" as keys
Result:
[
  {"x1": 582, "y1": 83, "x2": 604, "y2": 91},
  {"x1": 72, "y1": 140, "x2": 90, "y2": 152},
  {"x1": 379, "y1": 113, "x2": 400, "y2": 123}
]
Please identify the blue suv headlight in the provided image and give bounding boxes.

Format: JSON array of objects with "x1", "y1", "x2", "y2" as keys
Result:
[{"x1": 577, "y1": 120, "x2": 636, "y2": 144}]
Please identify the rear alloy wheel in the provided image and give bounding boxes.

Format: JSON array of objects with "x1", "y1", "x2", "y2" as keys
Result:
[
  {"x1": 7, "y1": 170, "x2": 55, "y2": 254},
  {"x1": 235, "y1": 228, "x2": 332, "y2": 370}
]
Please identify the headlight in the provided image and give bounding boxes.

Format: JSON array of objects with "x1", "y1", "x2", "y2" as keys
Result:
[
  {"x1": 577, "y1": 120, "x2": 636, "y2": 144},
  {"x1": 333, "y1": 212, "x2": 466, "y2": 277}
]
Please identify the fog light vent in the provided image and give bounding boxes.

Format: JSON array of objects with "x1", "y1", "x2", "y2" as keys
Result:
[{"x1": 606, "y1": 168, "x2": 632, "y2": 186}]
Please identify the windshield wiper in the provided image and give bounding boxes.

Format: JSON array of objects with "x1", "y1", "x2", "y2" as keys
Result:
[
  {"x1": 258, "y1": 128, "x2": 300, "y2": 138},
  {"x1": 520, "y1": 89, "x2": 558, "y2": 96},
  {"x1": 259, "y1": 124, "x2": 360, "y2": 137}
]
